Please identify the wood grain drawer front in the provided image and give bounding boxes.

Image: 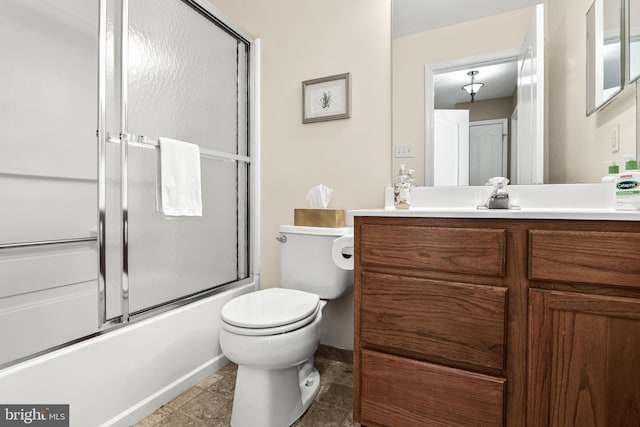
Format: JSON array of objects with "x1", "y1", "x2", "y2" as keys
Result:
[
  {"x1": 359, "y1": 224, "x2": 506, "y2": 277},
  {"x1": 361, "y1": 271, "x2": 507, "y2": 371},
  {"x1": 360, "y1": 349, "x2": 505, "y2": 427},
  {"x1": 529, "y1": 230, "x2": 640, "y2": 289}
]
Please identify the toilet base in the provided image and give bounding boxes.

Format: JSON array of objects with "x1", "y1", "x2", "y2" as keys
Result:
[
  {"x1": 298, "y1": 360, "x2": 320, "y2": 412},
  {"x1": 230, "y1": 361, "x2": 321, "y2": 427}
]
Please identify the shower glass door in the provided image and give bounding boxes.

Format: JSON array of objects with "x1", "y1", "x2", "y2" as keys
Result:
[
  {"x1": 0, "y1": 0, "x2": 99, "y2": 365},
  {"x1": 104, "y1": 0, "x2": 251, "y2": 319}
]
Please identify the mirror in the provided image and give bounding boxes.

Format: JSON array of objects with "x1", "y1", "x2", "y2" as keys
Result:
[
  {"x1": 586, "y1": 0, "x2": 623, "y2": 114},
  {"x1": 393, "y1": 2, "x2": 544, "y2": 187},
  {"x1": 392, "y1": 0, "x2": 636, "y2": 187},
  {"x1": 630, "y1": 0, "x2": 640, "y2": 82}
]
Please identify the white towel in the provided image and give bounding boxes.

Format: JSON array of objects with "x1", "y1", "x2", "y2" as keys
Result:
[{"x1": 156, "y1": 137, "x2": 203, "y2": 217}]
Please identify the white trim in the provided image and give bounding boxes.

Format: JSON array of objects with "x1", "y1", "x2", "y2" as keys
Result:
[
  {"x1": 429, "y1": 48, "x2": 521, "y2": 74},
  {"x1": 250, "y1": 38, "x2": 261, "y2": 285},
  {"x1": 100, "y1": 354, "x2": 229, "y2": 427}
]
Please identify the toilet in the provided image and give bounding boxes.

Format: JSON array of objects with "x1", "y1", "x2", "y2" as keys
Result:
[{"x1": 219, "y1": 225, "x2": 354, "y2": 427}]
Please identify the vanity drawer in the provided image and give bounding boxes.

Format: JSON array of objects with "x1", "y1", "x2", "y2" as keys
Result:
[
  {"x1": 529, "y1": 230, "x2": 640, "y2": 289},
  {"x1": 360, "y1": 349, "x2": 505, "y2": 427},
  {"x1": 360, "y1": 271, "x2": 507, "y2": 371},
  {"x1": 359, "y1": 224, "x2": 506, "y2": 277}
]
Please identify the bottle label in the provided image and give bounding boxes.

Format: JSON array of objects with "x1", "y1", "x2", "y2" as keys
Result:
[
  {"x1": 394, "y1": 182, "x2": 411, "y2": 208},
  {"x1": 616, "y1": 180, "x2": 639, "y2": 190},
  {"x1": 615, "y1": 178, "x2": 640, "y2": 210}
]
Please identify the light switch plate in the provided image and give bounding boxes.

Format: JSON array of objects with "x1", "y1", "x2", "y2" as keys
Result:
[
  {"x1": 395, "y1": 144, "x2": 414, "y2": 158},
  {"x1": 610, "y1": 125, "x2": 620, "y2": 153}
]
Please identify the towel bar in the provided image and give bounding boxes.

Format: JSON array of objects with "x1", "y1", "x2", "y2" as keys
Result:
[
  {"x1": 0, "y1": 236, "x2": 98, "y2": 250},
  {"x1": 107, "y1": 132, "x2": 251, "y2": 163}
]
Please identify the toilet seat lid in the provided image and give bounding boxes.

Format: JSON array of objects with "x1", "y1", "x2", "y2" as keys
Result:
[{"x1": 221, "y1": 288, "x2": 320, "y2": 329}]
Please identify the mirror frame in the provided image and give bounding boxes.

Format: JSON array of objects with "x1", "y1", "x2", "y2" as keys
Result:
[
  {"x1": 586, "y1": 0, "x2": 625, "y2": 115},
  {"x1": 629, "y1": 0, "x2": 640, "y2": 83}
]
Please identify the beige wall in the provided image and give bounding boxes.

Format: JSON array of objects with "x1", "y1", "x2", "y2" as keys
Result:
[
  {"x1": 546, "y1": 0, "x2": 636, "y2": 183},
  {"x1": 208, "y1": 0, "x2": 392, "y2": 349},
  {"x1": 456, "y1": 96, "x2": 515, "y2": 122},
  {"x1": 393, "y1": 7, "x2": 536, "y2": 186}
]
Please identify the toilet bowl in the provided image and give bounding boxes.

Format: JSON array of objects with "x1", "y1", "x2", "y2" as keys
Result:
[
  {"x1": 219, "y1": 225, "x2": 354, "y2": 427},
  {"x1": 220, "y1": 289, "x2": 325, "y2": 427}
]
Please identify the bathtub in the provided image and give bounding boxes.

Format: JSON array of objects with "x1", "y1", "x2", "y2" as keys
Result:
[{"x1": 0, "y1": 282, "x2": 255, "y2": 427}]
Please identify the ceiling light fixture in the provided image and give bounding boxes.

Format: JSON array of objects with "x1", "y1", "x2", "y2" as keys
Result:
[{"x1": 462, "y1": 70, "x2": 484, "y2": 102}]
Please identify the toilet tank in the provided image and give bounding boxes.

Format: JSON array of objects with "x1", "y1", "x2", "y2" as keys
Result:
[{"x1": 278, "y1": 225, "x2": 353, "y2": 299}]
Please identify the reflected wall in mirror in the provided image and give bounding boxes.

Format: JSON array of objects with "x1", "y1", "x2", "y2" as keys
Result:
[
  {"x1": 392, "y1": 0, "x2": 638, "y2": 187},
  {"x1": 630, "y1": 0, "x2": 640, "y2": 82},
  {"x1": 392, "y1": 3, "x2": 543, "y2": 186},
  {"x1": 586, "y1": 0, "x2": 623, "y2": 114}
]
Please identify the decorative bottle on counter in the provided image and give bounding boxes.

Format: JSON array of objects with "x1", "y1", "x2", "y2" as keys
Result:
[{"x1": 394, "y1": 164, "x2": 411, "y2": 209}]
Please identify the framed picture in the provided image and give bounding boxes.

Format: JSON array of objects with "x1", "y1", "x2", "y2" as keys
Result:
[{"x1": 302, "y1": 73, "x2": 351, "y2": 123}]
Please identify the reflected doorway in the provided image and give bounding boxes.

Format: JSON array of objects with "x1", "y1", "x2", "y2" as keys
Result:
[
  {"x1": 433, "y1": 111, "x2": 508, "y2": 186},
  {"x1": 469, "y1": 119, "x2": 508, "y2": 185}
]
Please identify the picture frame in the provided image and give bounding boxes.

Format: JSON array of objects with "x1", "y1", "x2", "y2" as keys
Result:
[{"x1": 302, "y1": 73, "x2": 351, "y2": 123}]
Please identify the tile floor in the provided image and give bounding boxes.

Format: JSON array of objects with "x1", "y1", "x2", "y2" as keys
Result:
[{"x1": 132, "y1": 346, "x2": 357, "y2": 427}]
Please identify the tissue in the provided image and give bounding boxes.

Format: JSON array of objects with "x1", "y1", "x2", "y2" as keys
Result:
[
  {"x1": 295, "y1": 184, "x2": 344, "y2": 227},
  {"x1": 306, "y1": 184, "x2": 333, "y2": 208}
]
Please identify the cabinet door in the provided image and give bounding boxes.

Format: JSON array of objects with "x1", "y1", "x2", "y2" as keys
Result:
[{"x1": 528, "y1": 289, "x2": 640, "y2": 427}]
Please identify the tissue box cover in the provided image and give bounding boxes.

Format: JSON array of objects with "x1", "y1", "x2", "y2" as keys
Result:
[{"x1": 294, "y1": 209, "x2": 345, "y2": 227}]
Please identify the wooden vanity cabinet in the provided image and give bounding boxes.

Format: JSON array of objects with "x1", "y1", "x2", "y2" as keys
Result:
[
  {"x1": 353, "y1": 216, "x2": 640, "y2": 427},
  {"x1": 354, "y1": 216, "x2": 526, "y2": 426}
]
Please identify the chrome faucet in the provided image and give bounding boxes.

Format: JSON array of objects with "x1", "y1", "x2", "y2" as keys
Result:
[{"x1": 478, "y1": 177, "x2": 518, "y2": 209}]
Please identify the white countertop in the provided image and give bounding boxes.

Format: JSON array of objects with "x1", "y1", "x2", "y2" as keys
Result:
[
  {"x1": 348, "y1": 184, "x2": 640, "y2": 221},
  {"x1": 349, "y1": 207, "x2": 640, "y2": 221}
]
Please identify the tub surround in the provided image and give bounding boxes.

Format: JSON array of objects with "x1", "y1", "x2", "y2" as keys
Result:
[{"x1": 350, "y1": 183, "x2": 640, "y2": 221}]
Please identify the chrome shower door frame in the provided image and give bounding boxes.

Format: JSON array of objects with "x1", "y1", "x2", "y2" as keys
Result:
[{"x1": 97, "y1": 0, "x2": 258, "y2": 328}]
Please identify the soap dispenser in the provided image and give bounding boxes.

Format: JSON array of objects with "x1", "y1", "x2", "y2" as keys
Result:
[
  {"x1": 394, "y1": 164, "x2": 411, "y2": 209},
  {"x1": 601, "y1": 161, "x2": 619, "y2": 183},
  {"x1": 481, "y1": 176, "x2": 511, "y2": 209},
  {"x1": 407, "y1": 168, "x2": 416, "y2": 188}
]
